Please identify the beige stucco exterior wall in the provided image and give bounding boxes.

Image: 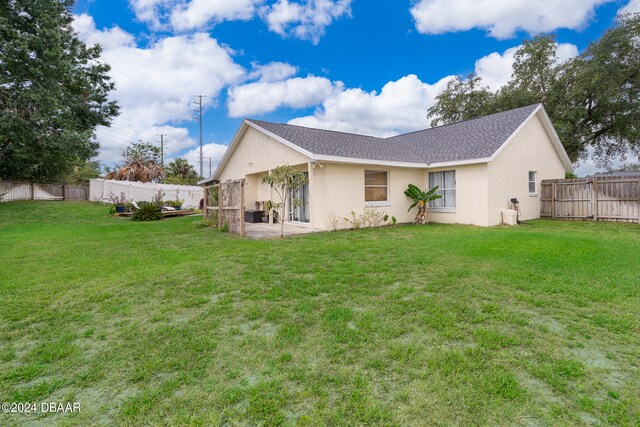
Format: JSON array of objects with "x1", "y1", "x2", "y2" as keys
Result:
[
  {"x1": 486, "y1": 112, "x2": 567, "y2": 225},
  {"x1": 309, "y1": 163, "x2": 424, "y2": 230},
  {"x1": 310, "y1": 163, "x2": 491, "y2": 229},
  {"x1": 218, "y1": 127, "x2": 311, "y2": 182},
  {"x1": 217, "y1": 126, "x2": 311, "y2": 211},
  {"x1": 427, "y1": 163, "x2": 490, "y2": 227}
]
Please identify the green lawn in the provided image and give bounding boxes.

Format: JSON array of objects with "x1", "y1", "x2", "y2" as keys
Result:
[{"x1": 0, "y1": 202, "x2": 638, "y2": 426}]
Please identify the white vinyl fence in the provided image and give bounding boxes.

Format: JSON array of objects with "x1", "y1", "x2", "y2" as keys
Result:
[{"x1": 90, "y1": 179, "x2": 203, "y2": 208}]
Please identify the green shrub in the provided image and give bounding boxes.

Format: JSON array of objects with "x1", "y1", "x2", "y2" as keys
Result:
[
  {"x1": 345, "y1": 208, "x2": 395, "y2": 229},
  {"x1": 192, "y1": 216, "x2": 218, "y2": 228},
  {"x1": 131, "y1": 202, "x2": 162, "y2": 221}
]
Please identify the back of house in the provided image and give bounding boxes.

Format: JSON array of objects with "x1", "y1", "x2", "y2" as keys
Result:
[{"x1": 201, "y1": 104, "x2": 573, "y2": 230}]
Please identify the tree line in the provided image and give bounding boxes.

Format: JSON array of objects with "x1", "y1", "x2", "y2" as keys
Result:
[
  {"x1": 428, "y1": 13, "x2": 640, "y2": 169},
  {"x1": 0, "y1": 0, "x2": 201, "y2": 185},
  {"x1": 2, "y1": 1, "x2": 638, "y2": 183}
]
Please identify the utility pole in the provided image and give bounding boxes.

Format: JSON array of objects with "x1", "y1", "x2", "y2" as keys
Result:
[
  {"x1": 203, "y1": 157, "x2": 213, "y2": 176},
  {"x1": 158, "y1": 134, "x2": 167, "y2": 168},
  {"x1": 193, "y1": 95, "x2": 206, "y2": 178}
]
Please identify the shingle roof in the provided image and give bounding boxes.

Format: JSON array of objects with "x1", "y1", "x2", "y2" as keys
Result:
[{"x1": 247, "y1": 104, "x2": 541, "y2": 165}]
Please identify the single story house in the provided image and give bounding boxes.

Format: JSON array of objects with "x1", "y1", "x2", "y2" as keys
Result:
[{"x1": 201, "y1": 104, "x2": 573, "y2": 229}]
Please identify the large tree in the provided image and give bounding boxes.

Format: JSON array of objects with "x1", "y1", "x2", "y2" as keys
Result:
[
  {"x1": 0, "y1": 0, "x2": 118, "y2": 182},
  {"x1": 164, "y1": 158, "x2": 198, "y2": 185},
  {"x1": 427, "y1": 13, "x2": 640, "y2": 167}
]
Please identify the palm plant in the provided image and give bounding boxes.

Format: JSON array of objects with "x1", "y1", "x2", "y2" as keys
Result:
[
  {"x1": 106, "y1": 140, "x2": 165, "y2": 183},
  {"x1": 105, "y1": 160, "x2": 164, "y2": 183},
  {"x1": 405, "y1": 184, "x2": 442, "y2": 225}
]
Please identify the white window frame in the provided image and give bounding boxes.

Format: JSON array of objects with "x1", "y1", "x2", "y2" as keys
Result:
[
  {"x1": 529, "y1": 171, "x2": 537, "y2": 196},
  {"x1": 364, "y1": 170, "x2": 390, "y2": 207},
  {"x1": 428, "y1": 170, "x2": 456, "y2": 212}
]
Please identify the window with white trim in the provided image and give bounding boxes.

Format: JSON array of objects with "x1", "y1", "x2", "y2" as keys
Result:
[
  {"x1": 365, "y1": 170, "x2": 388, "y2": 203},
  {"x1": 529, "y1": 171, "x2": 537, "y2": 195},
  {"x1": 429, "y1": 170, "x2": 456, "y2": 209}
]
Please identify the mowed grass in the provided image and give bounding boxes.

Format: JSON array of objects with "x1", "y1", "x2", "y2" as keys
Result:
[{"x1": 0, "y1": 201, "x2": 639, "y2": 426}]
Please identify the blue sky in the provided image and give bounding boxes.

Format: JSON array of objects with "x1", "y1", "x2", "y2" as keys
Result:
[{"x1": 71, "y1": 0, "x2": 639, "y2": 175}]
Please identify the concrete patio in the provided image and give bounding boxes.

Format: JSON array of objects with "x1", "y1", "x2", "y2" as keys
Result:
[{"x1": 245, "y1": 222, "x2": 320, "y2": 239}]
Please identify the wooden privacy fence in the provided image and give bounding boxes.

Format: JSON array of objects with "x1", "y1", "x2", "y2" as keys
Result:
[
  {"x1": 541, "y1": 176, "x2": 640, "y2": 223},
  {"x1": 204, "y1": 179, "x2": 245, "y2": 236},
  {"x1": 0, "y1": 181, "x2": 88, "y2": 202}
]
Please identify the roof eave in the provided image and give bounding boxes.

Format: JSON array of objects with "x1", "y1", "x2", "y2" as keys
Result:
[
  {"x1": 536, "y1": 106, "x2": 574, "y2": 173},
  {"x1": 486, "y1": 104, "x2": 573, "y2": 173},
  {"x1": 197, "y1": 120, "x2": 252, "y2": 186}
]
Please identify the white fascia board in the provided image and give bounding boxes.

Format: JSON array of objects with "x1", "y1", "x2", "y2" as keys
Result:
[
  {"x1": 312, "y1": 154, "x2": 429, "y2": 168},
  {"x1": 245, "y1": 120, "x2": 315, "y2": 159},
  {"x1": 427, "y1": 158, "x2": 491, "y2": 168},
  {"x1": 537, "y1": 106, "x2": 574, "y2": 172},
  {"x1": 206, "y1": 121, "x2": 251, "y2": 182}
]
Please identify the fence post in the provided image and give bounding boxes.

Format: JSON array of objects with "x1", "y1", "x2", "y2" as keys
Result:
[
  {"x1": 638, "y1": 177, "x2": 640, "y2": 224},
  {"x1": 203, "y1": 185, "x2": 208, "y2": 220},
  {"x1": 218, "y1": 183, "x2": 223, "y2": 229},
  {"x1": 31, "y1": 182, "x2": 36, "y2": 200},
  {"x1": 62, "y1": 184, "x2": 66, "y2": 201},
  {"x1": 240, "y1": 179, "x2": 245, "y2": 237},
  {"x1": 592, "y1": 179, "x2": 598, "y2": 221},
  {"x1": 551, "y1": 182, "x2": 556, "y2": 219},
  {"x1": 268, "y1": 170, "x2": 273, "y2": 225}
]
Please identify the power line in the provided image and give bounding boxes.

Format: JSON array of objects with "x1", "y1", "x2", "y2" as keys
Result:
[
  {"x1": 98, "y1": 122, "x2": 140, "y2": 136},
  {"x1": 72, "y1": 22, "x2": 136, "y2": 81},
  {"x1": 109, "y1": 118, "x2": 144, "y2": 133},
  {"x1": 95, "y1": 126, "x2": 140, "y2": 140}
]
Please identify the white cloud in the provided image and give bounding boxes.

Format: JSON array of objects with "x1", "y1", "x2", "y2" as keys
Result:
[
  {"x1": 182, "y1": 143, "x2": 229, "y2": 176},
  {"x1": 128, "y1": 0, "x2": 350, "y2": 42},
  {"x1": 227, "y1": 75, "x2": 337, "y2": 117},
  {"x1": 247, "y1": 61, "x2": 298, "y2": 82},
  {"x1": 262, "y1": 0, "x2": 352, "y2": 44},
  {"x1": 288, "y1": 74, "x2": 454, "y2": 137},
  {"x1": 410, "y1": 0, "x2": 612, "y2": 39},
  {"x1": 619, "y1": 0, "x2": 640, "y2": 14},
  {"x1": 129, "y1": 0, "x2": 261, "y2": 31},
  {"x1": 474, "y1": 43, "x2": 579, "y2": 90},
  {"x1": 129, "y1": 0, "x2": 173, "y2": 30},
  {"x1": 170, "y1": 0, "x2": 260, "y2": 31},
  {"x1": 72, "y1": 14, "x2": 245, "y2": 163}
]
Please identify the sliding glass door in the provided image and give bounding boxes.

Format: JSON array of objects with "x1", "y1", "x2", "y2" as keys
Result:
[{"x1": 288, "y1": 173, "x2": 309, "y2": 223}]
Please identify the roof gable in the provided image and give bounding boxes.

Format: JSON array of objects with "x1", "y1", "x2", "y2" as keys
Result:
[
  {"x1": 248, "y1": 104, "x2": 541, "y2": 166},
  {"x1": 386, "y1": 104, "x2": 539, "y2": 164},
  {"x1": 202, "y1": 104, "x2": 572, "y2": 184}
]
